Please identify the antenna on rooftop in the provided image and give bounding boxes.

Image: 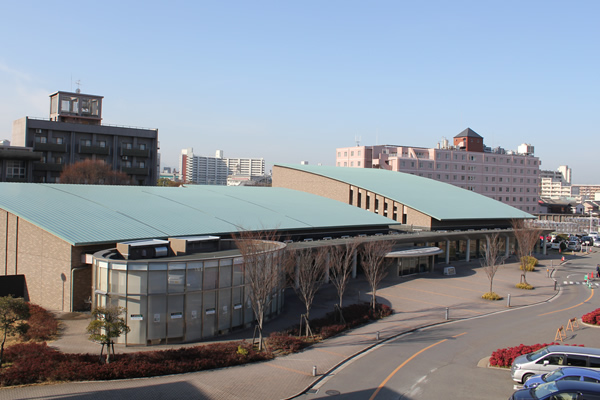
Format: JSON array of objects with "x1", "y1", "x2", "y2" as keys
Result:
[
  {"x1": 75, "y1": 80, "x2": 82, "y2": 93},
  {"x1": 355, "y1": 135, "x2": 361, "y2": 146}
]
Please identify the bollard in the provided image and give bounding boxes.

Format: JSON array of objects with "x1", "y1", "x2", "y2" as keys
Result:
[
  {"x1": 376, "y1": 331, "x2": 380, "y2": 340},
  {"x1": 507, "y1": 293, "x2": 511, "y2": 308},
  {"x1": 554, "y1": 280, "x2": 558, "y2": 291},
  {"x1": 312, "y1": 365, "x2": 317, "y2": 377},
  {"x1": 445, "y1": 307, "x2": 449, "y2": 320},
  {"x1": 547, "y1": 268, "x2": 550, "y2": 278}
]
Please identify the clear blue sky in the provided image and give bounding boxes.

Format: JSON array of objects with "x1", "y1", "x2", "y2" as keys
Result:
[{"x1": 1, "y1": 1, "x2": 598, "y2": 183}]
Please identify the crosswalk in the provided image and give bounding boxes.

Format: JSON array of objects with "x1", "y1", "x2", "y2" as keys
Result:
[{"x1": 563, "y1": 281, "x2": 600, "y2": 287}]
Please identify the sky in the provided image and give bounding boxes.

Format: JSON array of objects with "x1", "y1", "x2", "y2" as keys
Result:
[{"x1": 1, "y1": 1, "x2": 598, "y2": 183}]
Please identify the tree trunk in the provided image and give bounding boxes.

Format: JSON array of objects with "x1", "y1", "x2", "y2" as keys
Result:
[{"x1": 106, "y1": 342, "x2": 111, "y2": 364}]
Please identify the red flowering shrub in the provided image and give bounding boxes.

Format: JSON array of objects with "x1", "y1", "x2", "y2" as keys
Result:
[
  {"x1": 582, "y1": 309, "x2": 600, "y2": 325},
  {"x1": 0, "y1": 340, "x2": 271, "y2": 387},
  {"x1": 490, "y1": 342, "x2": 584, "y2": 368},
  {"x1": 20, "y1": 304, "x2": 59, "y2": 341}
]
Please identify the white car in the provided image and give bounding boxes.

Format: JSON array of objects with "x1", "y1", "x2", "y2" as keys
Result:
[{"x1": 567, "y1": 241, "x2": 581, "y2": 251}]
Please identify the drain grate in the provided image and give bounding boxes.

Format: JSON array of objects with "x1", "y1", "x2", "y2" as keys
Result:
[{"x1": 325, "y1": 390, "x2": 341, "y2": 396}]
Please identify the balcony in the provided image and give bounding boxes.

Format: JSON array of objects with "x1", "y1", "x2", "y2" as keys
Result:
[
  {"x1": 121, "y1": 148, "x2": 149, "y2": 158},
  {"x1": 79, "y1": 145, "x2": 110, "y2": 155},
  {"x1": 122, "y1": 167, "x2": 149, "y2": 176},
  {"x1": 33, "y1": 162, "x2": 64, "y2": 172},
  {"x1": 33, "y1": 142, "x2": 67, "y2": 153}
]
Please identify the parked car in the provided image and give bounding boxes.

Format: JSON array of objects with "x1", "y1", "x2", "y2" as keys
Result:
[
  {"x1": 567, "y1": 241, "x2": 581, "y2": 251},
  {"x1": 511, "y1": 345, "x2": 600, "y2": 383},
  {"x1": 582, "y1": 236, "x2": 594, "y2": 246},
  {"x1": 523, "y1": 366, "x2": 600, "y2": 388},
  {"x1": 551, "y1": 240, "x2": 565, "y2": 250},
  {"x1": 509, "y1": 380, "x2": 600, "y2": 399}
]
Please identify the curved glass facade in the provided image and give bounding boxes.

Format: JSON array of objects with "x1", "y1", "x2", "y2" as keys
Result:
[{"x1": 92, "y1": 241, "x2": 285, "y2": 346}]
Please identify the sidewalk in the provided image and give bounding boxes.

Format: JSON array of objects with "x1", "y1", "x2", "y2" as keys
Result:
[{"x1": 3, "y1": 254, "x2": 568, "y2": 400}]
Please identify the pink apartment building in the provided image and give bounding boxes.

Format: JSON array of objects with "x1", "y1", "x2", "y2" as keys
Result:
[{"x1": 335, "y1": 128, "x2": 541, "y2": 213}]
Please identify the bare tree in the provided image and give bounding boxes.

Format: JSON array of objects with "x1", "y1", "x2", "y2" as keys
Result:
[
  {"x1": 360, "y1": 240, "x2": 394, "y2": 310},
  {"x1": 512, "y1": 219, "x2": 542, "y2": 284},
  {"x1": 60, "y1": 159, "x2": 132, "y2": 185},
  {"x1": 287, "y1": 247, "x2": 328, "y2": 336},
  {"x1": 233, "y1": 230, "x2": 285, "y2": 350},
  {"x1": 329, "y1": 239, "x2": 362, "y2": 313},
  {"x1": 481, "y1": 233, "x2": 505, "y2": 298}
]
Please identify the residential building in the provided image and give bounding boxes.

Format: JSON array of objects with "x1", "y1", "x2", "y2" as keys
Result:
[
  {"x1": 335, "y1": 128, "x2": 541, "y2": 213},
  {"x1": 573, "y1": 185, "x2": 600, "y2": 202},
  {"x1": 539, "y1": 166, "x2": 574, "y2": 200},
  {"x1": 11, "y1": 90, "x2": 158, "y2": 185},
  {"x1": 180, "y1": 148, "x2": 265, "y2": 185}
]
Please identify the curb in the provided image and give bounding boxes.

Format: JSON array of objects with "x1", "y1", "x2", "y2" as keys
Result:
[{"x1": 283, "y1": 288, "x2": 560, "y2": 400}]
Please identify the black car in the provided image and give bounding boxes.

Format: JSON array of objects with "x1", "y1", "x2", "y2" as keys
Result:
[{"x1": 509, "y1": 379, "x2": 600, "y2": 399}]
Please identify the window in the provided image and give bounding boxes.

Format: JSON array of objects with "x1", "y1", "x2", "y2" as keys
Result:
[
  {"x1": 81, "y1": 139, "x2": 92, "y2": 146},
  {"x1": 350, "y1": 151, "x2": 354, "y2": 156},
  {"x1": 358, "y1": 151, "x2": 361, "y2": 156},
  {"x1": 350, "y1": 161, "x2": 354, "y2": 167},
  {"x1": 125, "y1": 161, "x2": 132, "y2": 167},
  {"x1": 125, "y1": 143, "x2": 133, "y2": 150},
  {"x1": 99, "y1": 140, "x2": 106, "y2": 148},
  {"x1": 344, "y1": 151, "x2": 347, "y2": 156},
  {"x1": 6, "y1": 161, "x2": 25, "y2": 179},
  {"x1": 343, "y1": 162, "x2": 347, "y2": 167},
  {"x1": 357, "y1": 161, "x2": 361, "y2": 166},
  {"x1": 139, "y1": 161, "x2": 145, "y2": 168},
  {"x1": 55, "y1": 156, "x2": 63, "y2": 164},
  {"x1": 35, "y1": 136, "x2": 47, "y2": 143},
  {"x1": 337, "y1": 152, "x2": 340, "y2": 157},
  {"x1": 55, "y1": 137, "x2": 63, "y2": 144}
]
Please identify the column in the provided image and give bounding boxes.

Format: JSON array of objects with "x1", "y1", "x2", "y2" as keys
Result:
[
  {"x1": 505, "y1": 236, "x2": 510, "y2": 258},
  {"x1": 543, "y1": 236, "x2": 547, "y2": 256},
  {"x1": 466, "y1": 239, "x2": 471, "y2": 262},
  {"x1": 325, "y1": 253, "x2": 330, "y2": 284},
  {"x1": 445, "y1": 240, "x2": 450, "y2": 264}
]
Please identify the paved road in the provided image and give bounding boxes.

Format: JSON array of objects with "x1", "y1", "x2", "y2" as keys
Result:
[
  {"x1": 296, "y1": 253, "x2": 600, "y2": 399},
  {"x1": 0, "y1": 252, "x2": 593, "y2": 400}
]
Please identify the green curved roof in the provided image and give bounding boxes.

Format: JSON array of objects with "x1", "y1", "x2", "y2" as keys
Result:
[
  {"x1": 275, "y1": 164, "x2": 533, "y2": 221},
  {"x1": 0, "y1": 183, "x2": 395, "y2": 246}
]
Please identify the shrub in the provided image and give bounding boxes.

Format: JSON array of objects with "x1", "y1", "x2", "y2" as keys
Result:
[
  {"x1": 520, "y1": 256, "x2": 538, "y2": 271},
  {"x1": 20, "y1": 304, "x2": 59, "y2": 341},
  {"x1": 582, "y1": 309, "x2": 600, "y2": 325},
  {"x1": 489, "y1": 342, "x2": 584, "y2": 368},
  {"x1": 482, "y1": 292, "x2": 503, "y2": 301},
  {"x1": 0, "y1": 340, "x2": 272, "y2": 387},
  {"x1": 267, "y1": 333, "x2": 309, "y2": 354},
  {"x1": 516, "y1": 283, "x2": 534, "y2": 290}
]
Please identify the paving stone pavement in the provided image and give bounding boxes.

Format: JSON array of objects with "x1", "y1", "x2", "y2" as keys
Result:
[{"x1": 0, "y1": 253, "x2": 582, "y2": 400}]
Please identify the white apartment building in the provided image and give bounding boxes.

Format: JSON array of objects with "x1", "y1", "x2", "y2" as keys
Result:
[
  {"x1": 335, "y1": 128, "x2": 541, "y2": 213},
  {"x1": 180, "y1": 148, "x2": 265, "y2": 185},
  {"x1": 539, "y1": 166, "x2": 574, "y2": 199}
]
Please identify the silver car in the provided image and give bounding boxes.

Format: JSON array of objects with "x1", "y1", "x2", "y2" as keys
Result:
[{"x1": 523, "y1": 366, "x2": 600, "y2": 388}]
